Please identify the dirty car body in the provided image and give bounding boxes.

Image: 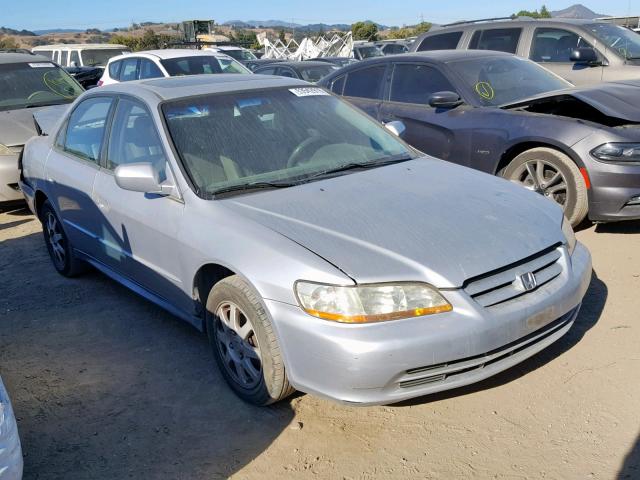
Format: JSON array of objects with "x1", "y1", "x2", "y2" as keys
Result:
[
  {"x1": 20, "y1": 75, "x2": 591, "y2": 405},
  {"x1": 319, "y1": 50, "x2": 640, "y2": 223}
]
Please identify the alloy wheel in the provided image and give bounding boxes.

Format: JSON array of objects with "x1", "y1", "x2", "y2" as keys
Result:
[
  {"x1": 45, "y1": 211, "x2": 66, "y2": 268},
  {"x1": 215, "y1": 301, "x2": 262, "y2": 388},
  {"x1": 509, "y1": 159, "x2": 568, "y2": 208}
]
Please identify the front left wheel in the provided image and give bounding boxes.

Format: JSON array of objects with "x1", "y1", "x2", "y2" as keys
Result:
[
  {"x1": 40, "y1": 200, "x2": 88, "y2": 277},
  {"x1": 205, "y1": 275, "x2": 295, "y2": 406}
]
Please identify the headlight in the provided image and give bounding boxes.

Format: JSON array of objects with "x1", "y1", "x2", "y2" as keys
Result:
[
  {"x1": 591, "y1": 143, "x2": 640, "y2": 162},
  {"x1": 294, "y1": 281, "x2": 452, "y2": 323},
  {"x1": 562, "y1": 216, "x2": 576, "y2": 256}
]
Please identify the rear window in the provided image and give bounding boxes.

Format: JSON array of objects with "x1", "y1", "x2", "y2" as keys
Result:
[
  {"x1": 417, "y1": 32, "x2": 463, "y2": 51},
  {"x1": 469, "y1": 28, "x2": 522, "y2": 54}
]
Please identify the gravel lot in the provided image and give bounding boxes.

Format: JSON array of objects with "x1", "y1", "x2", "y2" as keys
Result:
[{"x1": 1, "y1": 206, "x2": 638, "y2": 479}]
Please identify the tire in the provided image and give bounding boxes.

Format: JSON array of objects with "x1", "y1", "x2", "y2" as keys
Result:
[
  {"x1": 205, "y1": 275, "x2": 295, "y2": 406},
  {"x1": 40, "y1": 200, "x2": 88, "y2": 277},
  {"x1": 503, "y1": 147, "x2": 589, "y2": 227}
]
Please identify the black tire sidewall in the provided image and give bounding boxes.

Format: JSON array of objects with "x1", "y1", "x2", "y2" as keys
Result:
[{"x1": 41, "y1": 201, "x2": 74, "y2": 276}]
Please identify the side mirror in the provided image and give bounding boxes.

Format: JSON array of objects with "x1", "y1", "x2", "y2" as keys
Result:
[
  {"x1": 384, "y1": 120, "x2": 406, "y2": 137},
  {"x1": 570, "y1": 47, "x2": 599, "y2": 64},
  {"x1": 115, "y1": 163, "x2": 175, "y2": 195},
  {"x1": 428, "y1": 91, "x2": 463, "y2": 108}
]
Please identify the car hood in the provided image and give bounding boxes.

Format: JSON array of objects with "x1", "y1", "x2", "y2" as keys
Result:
[
  {"x1": 222, "y1": 158, "x2": 564, "y2": 288},
  {"x1": 502, "y1": 81, "x2": 640, "y2": 123},
  {"x1": 0, "y1": 104, "x2": 69, "y2": 146}
]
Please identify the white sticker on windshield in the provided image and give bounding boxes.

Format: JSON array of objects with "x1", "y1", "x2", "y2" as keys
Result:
[
  {"x1": 29, "y1": 62, "x2": 55, "y2": 68},
  {"x1": 289, "y1": 87, "x2": 330, "y2": 97}
]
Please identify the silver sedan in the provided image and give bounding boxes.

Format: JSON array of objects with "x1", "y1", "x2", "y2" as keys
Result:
[
  {"x1": 20, "y1": 75, "x2": 592, "y2": 405},
  {"x1": 0, "y1": 376, "x2": 22, "y2": 479}
]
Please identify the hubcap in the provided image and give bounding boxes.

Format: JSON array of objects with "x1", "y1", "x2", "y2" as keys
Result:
[
  {"x1": 510, "y1": 160, "x2": 568, "y2": 208},
  {"x1": 215, "y1": 301, "x2": 262, "y2": 388},
  {"x1": 45, "y1": 212, "x2": 66, "y2": 267}
]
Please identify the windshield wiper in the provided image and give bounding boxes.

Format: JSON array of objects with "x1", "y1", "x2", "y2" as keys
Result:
[
  {"x1": 212, "y1": 181, "x2": 297, "y2": 197},
  {"x1": 24, "y1": 101, "x2": 69, "y2": 109},
  {"x1": 303, "y1": 154, "x2": 413, "y2": 181}
]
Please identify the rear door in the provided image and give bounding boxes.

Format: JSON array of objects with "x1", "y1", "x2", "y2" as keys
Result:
[
  {"x1": 47, "y1": 96, "x2": 115, "y2": 257},
  {"x1": 92, "y1": 96, "x2": 187, "y2": 311},
  {"x1": 528, "y1": 27, "x2": 603, "y2": 85},
  {"x1": 340, "y1": 64, "x2": 388, "y2": 119},
  {"x1": 379, "y1": 62, "x2": 471, "y2": 163}
]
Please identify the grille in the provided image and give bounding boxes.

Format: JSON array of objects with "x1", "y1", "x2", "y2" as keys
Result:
[
  {"x1": 398, "y1": 307, "x2": 576, "y2": 389},
  {"x1": 464, "y1": 245, "x2": 563, "y2": 308}
]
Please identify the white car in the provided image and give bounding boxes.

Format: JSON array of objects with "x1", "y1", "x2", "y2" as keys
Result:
[
  {"x1": 32, "y1": 43, "x2": 131, "y2": 68},
  {"x1": 204, "y1": 46, "x2": 258, "y2": 62},
  {"x1": 0, "y1": 376, "x2": 22, "y2": 479},
  {"x1": 98, "y1": 49, "x2": 251, "y2": 86}
]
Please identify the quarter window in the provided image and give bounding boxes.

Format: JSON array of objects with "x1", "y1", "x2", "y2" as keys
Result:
[
  {"x1": 530, "y1": 28, "x2": 594, "y2": 62},
  {"x1": 468, "y1": 28, "x2": 522, "y2": 54},
  {"x1": 64, "y1": 97, "x2": 113, "y2": 162},
  {"x1": 390, "y1": 64, "x2": 456, "y2": 105},
  {"x1": 343, "y1": 65, "x2": 386, "y2": 100},
  {"x1": 417, "y1": 32, "x2": 463, "y2": 51},
  {"x1": 106, "y1": 98, "x2": 166, "y2": 172},
  {"x1": 108, "y1": 60, "x2": 122, "y2": 80}
]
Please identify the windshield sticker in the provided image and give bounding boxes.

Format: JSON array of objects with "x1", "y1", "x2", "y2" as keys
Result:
[
  {"x1": 289, "y1": 87, "x2": 330, "y2": 97},
  {"x1": 475, "y1": 82, "x2": 495, "y2": 100},
  {"x1": 29, "y1": 62, "x2": 55, "y2": 68},
  {"x1": 43, "y1": 71, "x2": 78, "y2": 99}
]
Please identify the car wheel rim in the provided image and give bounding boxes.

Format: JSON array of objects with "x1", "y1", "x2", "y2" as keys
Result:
[
  {"x1": 45, "y1": 211, "x2": 66, "y2": 268},
  {"x1": 215, "y1": 301, "x2": 262, "y2": 388},
  {"x1": 510, "y1": 160, "x2": 568, "y2": 208}
]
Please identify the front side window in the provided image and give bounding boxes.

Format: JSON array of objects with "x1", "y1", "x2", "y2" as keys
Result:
[
  {"x1": 530, "y1": 28, "x2": 594, "y2": 62},
  {"x1": 390, "y1": 64, "x2": 456, "y2": 105},
  {"x1": 417, "y1": 32, "x2": 463, "y2": 51},
  {"x1": 106, "y1": 98, "x2": 166, "y2": 171},
  {"x1": 0, "y1": 62, "x2": 83, "y2": 111},
  {"x1": 343, "y1": 65, "x2": 386, "y2": 99},
  {"x1": 64, "y1": 97, "x2": 113, "y2": 162},
  {"x1": 139, "y1": 59, "x2": 163, "y2": 79},
  {"x1": 276, "y1": 67, "x2": 296, "y2": 78},
  {"x1": 162, "y1": 88, "x2": 413, "y2": 196},
  {"x1": 119, "y1": 58, "x2": 139, "y2": 82},
  {"x1": 469, "y1": 28, "x2": 522, "y2": 54}
]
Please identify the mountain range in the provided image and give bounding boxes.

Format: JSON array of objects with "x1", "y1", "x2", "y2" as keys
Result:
[{"x1": 551, "y1": 4, "x2": 608, "y2": 19}]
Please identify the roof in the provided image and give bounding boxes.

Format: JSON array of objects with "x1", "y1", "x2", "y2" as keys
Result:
[
  {"x1": 94, "y1": 74, "x2": 308, "y2": 101},
  {"x1": 123, "y1": 49, "x2": 229, "y2": 60},
  {"x1": 356, "y1": 49, "x2": 514, "y2": 64},
  {"x1": 32, "y1": 44, "x2": 129, "y2": 50},
  {"x1": 426, "y1": 17, "x2": 606, "y2": 34},
  {"x1": 266, "y1": 61, "x2": 338, "y2": 68},
  {"x1": 0, "y1": 52, "x2": 52, "y2": 64}
]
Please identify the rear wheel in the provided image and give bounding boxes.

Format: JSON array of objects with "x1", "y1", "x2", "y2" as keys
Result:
[
  {"x1": 40, "y1": 200, "x2": 88, "y2": 277},
  {"x1": 206, "y1": 275, "x2": 295, "y2": 405},
  {"x1": 503, "y1": 147, "x2": 589, "y2": 227}
]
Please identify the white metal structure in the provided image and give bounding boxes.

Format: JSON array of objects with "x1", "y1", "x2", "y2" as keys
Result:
[
  {"x1": 260, "y1": 32, "x2": 354, "y2": 60},
  {"x1": 32, "y1": 44, "x2": 130, "y2": 67},
  {"x1": 98, "y1": 49, "x2": 251, "y2": 85}
]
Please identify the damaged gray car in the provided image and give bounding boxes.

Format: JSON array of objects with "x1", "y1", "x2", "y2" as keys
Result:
[{"x1": 320, "y1": 50, "x2": 640, "y2": 225}]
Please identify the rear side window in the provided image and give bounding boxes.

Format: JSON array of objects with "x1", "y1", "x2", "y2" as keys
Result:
[
  {"x1": 120, "y1": 58, "x2": 139, "y2": 82},
  {"x1": 160, "y1": 56, "x2": 223, "y2": 76},
  {"x1": 343, "y1": 65, "x2": 386, "y2": 100},
  {"x1": 417, "y1": 32, "x2": 463, "y2": 51},
  {"x1": 64, "y1": 97, "x2": 113, "y2": 163},
  {"x1": 390, "y1": 64, "x2": 456, "y2": 105},
  {"x1": 70, "y1": 51, "x2": 80, "y2": 66},
  {"x1": 469, "y1": 28, "x2": 522, "y2": 54},
  {"x1": 139, "y1": 59, "x2": 163, "y2": 79},
  {"x1": 108, "y1": 60, "x2": 122, "y2": 80},
  {"x1": 60, "y1": 51, "x2": 69, "y2": 66}
]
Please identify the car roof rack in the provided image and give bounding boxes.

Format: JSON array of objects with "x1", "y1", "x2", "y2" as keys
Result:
[{"x1": 440, "y1": 16, "x2": 534, "y2": 28}]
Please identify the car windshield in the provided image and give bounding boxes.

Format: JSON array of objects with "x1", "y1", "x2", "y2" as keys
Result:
[
  {"x1": 162, "y1": 87, "x2": 413, "y2": 196},
  {"x1": 448, "y1": 56, "x2": 571, "y2": 106},
  {"x1": 161, "y1": 56, "x2": 250, "y2": 76},
  {"x1": 298, "y1": 65, "x2": 338, "y2": 82},
  {"x1": 357, "y1": 46, "x2": 384, "y2": 58},
  {"x1": 586, "y1": 23, "x2": 640, "y2": 60},
  {"x1": 81, "y1": 48, "x2": 130, "y2": 67},
  {"x1": 222, "y1": 49, "x2": 257, "y2": 61},
  {"x1": 0, "y1": 62, "x2": 83, "y2": 111}
]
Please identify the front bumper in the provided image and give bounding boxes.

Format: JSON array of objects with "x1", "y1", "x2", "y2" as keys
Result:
[
  {"x1": 0, "y1": 154, "x2": 22, "y2": 203},
  {"x1": 267, "y1": 243, "x2": 592, "y2": 405},
  {"x1": 0, "y1": 379, "x2": 23, "y2": 480}
]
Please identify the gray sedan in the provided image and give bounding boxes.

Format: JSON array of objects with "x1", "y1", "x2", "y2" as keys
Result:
[
  {"x1": 20, "y1": 75, "x2": 592, "y2": 405},
  {"x1": 0, "y1": 376, "x2": 22, "y2": 479}
]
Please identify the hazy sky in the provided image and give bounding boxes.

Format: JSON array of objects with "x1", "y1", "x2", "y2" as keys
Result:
[{"x1": 3, "y1": 1, "x2": 636, "y2": 30}]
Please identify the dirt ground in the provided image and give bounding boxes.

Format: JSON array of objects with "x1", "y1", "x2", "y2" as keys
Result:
[{"x1": 0, "y1": 206, "x2": 638, "y2": 480}]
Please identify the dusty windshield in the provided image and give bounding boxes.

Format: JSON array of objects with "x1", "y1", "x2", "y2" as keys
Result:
[
  {"x1": 162, "y1": 87, "x2": 413, "y2": 196},
  {"x1": 81, "y1": 48, "x2": 129, "y2": 67},
  {"x1": 586, "y1": 23, "x2": 640, "y2": 60},
  {"x1": 448, "y1": 56, "x2": 571, "y2": 106},
  {"x1": 0, "y1": 62, "x2": 83, "y2": 111}
]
